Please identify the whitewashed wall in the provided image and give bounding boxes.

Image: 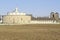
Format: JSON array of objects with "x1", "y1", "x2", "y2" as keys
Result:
[{"x1": 30, "y1": 20, "x2": 60, "y2": 24}]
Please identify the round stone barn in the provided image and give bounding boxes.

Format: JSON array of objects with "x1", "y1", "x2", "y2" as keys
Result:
[{"x1": 2, "y1": 8, "x2": 31, "y2": 24}]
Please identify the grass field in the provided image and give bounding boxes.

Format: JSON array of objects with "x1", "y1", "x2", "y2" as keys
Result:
[{"x1": 0, "y1": 24, "x2": 60, "y2": 40}]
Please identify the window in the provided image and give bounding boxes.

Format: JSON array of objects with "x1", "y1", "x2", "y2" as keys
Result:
[{"x1": 21, "y1": 18, "x2": 22, "y2": 21}]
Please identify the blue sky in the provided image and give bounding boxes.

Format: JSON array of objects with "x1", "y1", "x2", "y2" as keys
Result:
[{"x1": 0, "y1": 0, "x2": 60, "y2": 17}]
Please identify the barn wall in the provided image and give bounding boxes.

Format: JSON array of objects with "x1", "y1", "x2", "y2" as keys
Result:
[{"x1": 2, "y1": 15, "x2": 31, "y2": 24}]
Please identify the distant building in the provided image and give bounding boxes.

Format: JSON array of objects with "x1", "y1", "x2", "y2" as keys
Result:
[
  {"x1": 2, "y1": 8, "x2": 31, "y2": 24},
  {"x1": 50, "y1": 12, "x2": 59, "y2": 21},
  {"x1": 0, "y1": 8, "x2": 60, "y2": 24}
]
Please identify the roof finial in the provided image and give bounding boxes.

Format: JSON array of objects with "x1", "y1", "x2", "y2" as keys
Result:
[{"x1": 15, "y1": 7, "x2": 18, "y2": 12}]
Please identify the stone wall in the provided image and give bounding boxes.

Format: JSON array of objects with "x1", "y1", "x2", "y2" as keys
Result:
[{"x1": 2, "y1": 15, "x2": 31, "y2": 24}]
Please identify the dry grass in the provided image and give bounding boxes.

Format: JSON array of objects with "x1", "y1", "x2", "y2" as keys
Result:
[{"x1": 0, "y1": 24, "x2": 60, "y2": 40}]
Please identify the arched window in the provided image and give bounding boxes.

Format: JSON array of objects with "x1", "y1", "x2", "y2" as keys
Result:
[{"x1": 53, "y1": 14, "x2": 54, "y2": 18}]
